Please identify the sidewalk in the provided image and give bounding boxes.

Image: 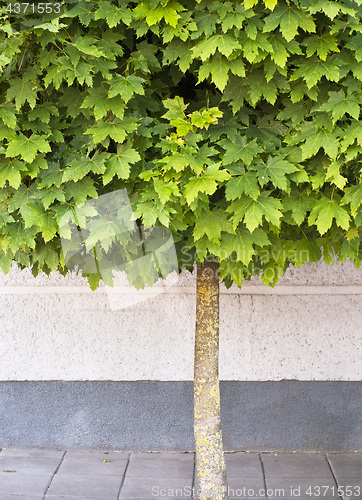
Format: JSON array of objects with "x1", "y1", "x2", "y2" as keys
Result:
[{"x1": 0, "y1": 448, "x2": 360, "y2": 500}]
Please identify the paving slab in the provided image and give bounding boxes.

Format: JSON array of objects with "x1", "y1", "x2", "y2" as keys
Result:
[
  {"x1": 130, "y1": 452, "x2": 194, "y2": 461},
  {"x1": 0, "y1": 496, "x2": 43, "y2": 500},
  {"x1": 119, "y1": 476, "x2": 192, "y2": 498},
  {"x1": 65, "y1": 450, "x2": 129, "y2": 460},
  {"x1": 262, "y1": 453, "x2": 333, "y2": 478},
  {"x1": 57, "y1": 455, "x2": 127, "y2": 476},
  {"x1": 328, "y1": 454, "x2": 362, "y2": 478},
  {"x1": 265, "y1": 477, "x2": 339, "y2": 499},
  {"x1": 0, "y1": 449, "x2": 64, "y2": 458},
  {"x1": 45, "y1": 474, "x2": 122, "y2": 498},
  {"x1": 0, "y1": 472, "x2": 51, "y2": 495},
  {"x1": 0, "y1": 456, "x2": 61, "y2": 475},
  {"x1": 126, "y1": 458, "x2": 194, "y2": 479},
  {"x1": 224, "y1": 453, "x2": 264, "y2": 479},
  {"x1": 333, "y1": 479, "x2": 362, "y2": 500}
]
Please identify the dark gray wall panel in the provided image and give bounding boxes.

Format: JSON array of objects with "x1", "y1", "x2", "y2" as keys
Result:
[{"x1": 0, "y1": 381, "x2": 361, "y2": 451}]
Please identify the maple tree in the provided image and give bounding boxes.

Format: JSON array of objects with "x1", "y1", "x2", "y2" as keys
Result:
[{"x1": 1, "y1": 0, "x2": 362, "y2": 498}]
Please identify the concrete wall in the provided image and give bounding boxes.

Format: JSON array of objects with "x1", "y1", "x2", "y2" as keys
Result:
[{"x1": 0, "y1": 260, "x2": 361, "y2": 450}]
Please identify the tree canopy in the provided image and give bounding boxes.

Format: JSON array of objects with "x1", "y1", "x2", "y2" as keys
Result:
[{"x1": 0, "y1": 0, "x2": 361, "y2": 289}]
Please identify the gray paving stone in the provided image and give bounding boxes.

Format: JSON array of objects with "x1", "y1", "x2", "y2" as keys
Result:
[
  {"x1": 265, "y1": 477, "x2": 339, "y2": 499},
  {"x1": 328, "y1": 454, "x2": 362, "y2": 478},
  {"x1": 120, "y1": 476, "x2": 192, "y2": 498},
  {"x1": 0, "y1": 456, "x2": 61, "y2": 475},
  {"x1": 0, "y1": 496, "x2": 43, "y2": 500},
  {"x1": 334, "y1": 479, "x2": 362, "y2": 500},
  {"x1": 65, "y1": 450, "x2": 129, "y2": 460},
  {"x1": 130, "y1": 452, "x2": 194, "y2": 461},
  {"x1": 57, "y1": 455, "x2": 128, "y2": 476},
  {"x1": 46, "y1": 474, "x2": 122, "y2": 498},
  {"x1": 262, "y1": 454, "x2": 332, "y2": 478},
  {"x1": 224, "y1": 454, "x2": 264, "y2": 479},
  {"x1": 0, "y1": 448, "x2": 64, "y2": 458},
  {"x1": 45, "y1": 497, "x2": 117, "y2": 500},
  {"x1": 0, "y1": 472, "x2": 51, "y2": 495},
  {"x1": 126, "y1": 458, "x2": 193, "y2": 479}
]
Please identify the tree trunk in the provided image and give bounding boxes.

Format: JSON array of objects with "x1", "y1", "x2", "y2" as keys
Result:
[{"x1": 194, "y1": 260, "x2": 229, "y2": 500}]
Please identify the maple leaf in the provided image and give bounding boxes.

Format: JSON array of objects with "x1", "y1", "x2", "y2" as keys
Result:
[
  {"x1": 85, "y1": 118, "x2": 138, "y2": 143},
  {"x1": 198, "y1": 54, "x2": 230, "y2": 91},
  {"x1": 282, "y1": 192, "x2": 313, "y2": 225},
  {"x1": 263, "y1": 3, "x2": 316, "y2": 42},
  {"x1": 6, "y1": 78, "x2": 38, "y2": 111},
  {"x1": 103, "y1": 143, "x2": 141, "y2": 184},
  {"x1": 308, "y1": 196, "x2": 350, "y2": 234},
  {"x1": 108, "y1": 75, "x2": 145, "y2": 103},
  {"x1": 227, "y1": 192, "x2": 283, "y2": 232},
  {"x1": 0, "y1": 158, "x2": 24, "y2": 189},
  {"x1": 303, "y1": 33, "x2": 339, "y2": 61},
  {"x1": 0, "y1": 103, "x2": 17, "y2": 128},
  {"x1": 192, "y1": 34, "x2": 241, "y2": 61},
  {"x1": 6, "y1": 135, "x2": 50, "y2": 163},
  {"x1": 22, "y1": 203, "x2": 58, "y2": 242},
  {"x1": 221, "y1": 227, "x2": 270, "y2": 265},
  {"x1": 319, "y1": 90, "x2": 360, "y2": 122},
  {"x1": 62, "y1": 152, "x2": 108, "y2": 183},
  {"x1": 219, "y1": 137, "x2": 263, "y2": 166},
  {"x1": 249, "y1": 156, "x2": 299, "y2": 191},
  {"x1": 193, "y1": 209, "x2": 234, "y2": 242},
  {"x1": 225, "y1": 172, "x2": 260, "y2": 201},
  {"x1": 291, "y1": 56, "x2": 340, "y2": 89},
  {"x1": 183, "y1": 164, "x2": 230, "y2": 204}
]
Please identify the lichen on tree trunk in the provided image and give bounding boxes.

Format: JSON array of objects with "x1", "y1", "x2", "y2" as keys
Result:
[{"x1": 194, "y1": 260, "x2": 229, "y2": 500}]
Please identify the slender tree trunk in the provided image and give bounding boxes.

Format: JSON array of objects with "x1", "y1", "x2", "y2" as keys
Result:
[{"x1": 194, "y1": 260, "x2": 229, "y2": 500}]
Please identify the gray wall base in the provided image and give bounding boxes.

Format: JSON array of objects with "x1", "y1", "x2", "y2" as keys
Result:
[{"x1": 0, "y1": 381, "x2": 361, "y2": 451}]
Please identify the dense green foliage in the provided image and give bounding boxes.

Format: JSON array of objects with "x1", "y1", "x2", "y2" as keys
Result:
[{"x1": 0, "y1": 0, "x2": 361, "y2": 289}]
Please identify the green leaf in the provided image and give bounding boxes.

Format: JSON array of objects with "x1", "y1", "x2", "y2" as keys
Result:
[
  {"x1": 94, "y1": 2, "x2": 133, "y2": 27},
  {"x1": 308, "y1": 196, "x2": 350, "y2": 234},
  {"x1": 303, "y1": 33, "x2": 339, "y2": 61},
  {"x1": 63, "y1": 152, "x2": 108, "y2": 183},
  {"x1": 0, "y1": 103, "x2": 17, "y2": 128},
  {"x1": 291, "y1": 56, "x2": 340, "y2": 89},
  {"x1": 249, "y1": 156, "x2": 299, "y2": 191},
  {"x1": 263, "y1": 3, "x2": 316, "y2": 42},
  {"x1": 219, "y1": 137, "x2": 263, "y2": 167},
  {"x1": 225, "y1": 173, "x2": 260, "y2": 201},
  {"x1": 6, "y1": 135, "x2": 51, "y2": 163},
  {"x1": 85, "y1": 118, "x2": 138, "y2": 143},
  {"x1": 108, "y1": 75, "x2": 145, "y2": 103},
  {"x1": 183, "y1": 164, "x2": 230, "y2": 204},
  {"x1": 0, "y1": 158, "x2": 24, "y2": 188},
  {"x1": 22, "y1": 203, "x2": 58, "y2": 242},
  {"x1": 192, "y1": 34, "x2": 241, "y2": 61},
  {"x1": 73, "y1": 37, "x2": 106, "y2": 57},
  {"x1": 198, "y1": 54, "x2": 230, "y2": 91},
  {"x1": 283, "y1": 192, "x2": 312, "y2": 225},
  {"x1": 319, "y1": 90, "x2": 360, "y2": 122},
  {"x1": 221, "y1": 227, "x2": 270, "y2": 265},
  {"x1": 227, "y1": 192, "x2": 283, "y2": 232},
  {"x1": 193, "y1": 209, "x2": 234, "y2": 242},
  {"x1": 6, "y1": 78, "x2": 38, "y2": 111},
  {"x1": 64, "y1": 177, "x2": 98, "y2": 205},
  {"x1": 103, "y1": 143, "x2": 140, "y2": 184}
]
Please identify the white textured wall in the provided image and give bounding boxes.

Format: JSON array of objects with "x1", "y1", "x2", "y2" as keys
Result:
[{"x1": 0, "y1": 260, "x2": 361, "y2": 381}]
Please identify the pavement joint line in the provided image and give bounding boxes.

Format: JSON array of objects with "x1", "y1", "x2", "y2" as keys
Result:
[
  {"x1": 191, "y1": 453, "x2": 196, "y2": 500},
  {"x1": 325, "y1": 453, "x2": 343, "y2": 498},
  {"x1": 259, "y1": 453, "x2": 268, "y2": 499},
  {"x1": 41, "y1": 449, "x2": 67, "y2": 500},
  {"x1": 117, "y1": 451, "x2": 131, "y2": 499}
]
